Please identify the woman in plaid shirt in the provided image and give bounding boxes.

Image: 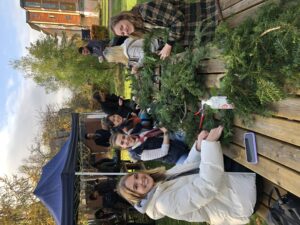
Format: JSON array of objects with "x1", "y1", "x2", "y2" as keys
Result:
[{"x1": 110, "y1": 0, "x2": 219, "y2": 60}]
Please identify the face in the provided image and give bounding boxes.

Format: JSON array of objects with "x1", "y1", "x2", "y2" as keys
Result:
[
  {"x1": 115, "y1": 134, "x2": 136, "y2": 148},
  {"x1": 92, "y1": 191, "x2": 99, "y2": 199},
  {"x1": 125, "y1": 173, "x2": 154, "y2": 195},
  {"x1": 109, "y1": 114, "x2": 123, "y2": 126},
  {"x1": 113, "y1": 20, "x2": 135, "y2": 36},
  {"x1": 82, "y1": 47, "x2": 90, "y2": 55}
]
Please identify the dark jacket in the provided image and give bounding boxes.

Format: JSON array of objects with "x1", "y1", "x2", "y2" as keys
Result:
[
  {"x1": 87, "y1": 40, "x2": 110, "y2": 57},
  {"x1": 93, "y1": 129, "x2": 111, "y2": 147},
  {"x1": 129, "y1": 138, "x2": 189, "y2": 164}
]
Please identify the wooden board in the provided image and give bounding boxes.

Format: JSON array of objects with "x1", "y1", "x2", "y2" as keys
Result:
[
  {"x1": 233, "y1": 115, "x2": 300, "y2": 146},
  {"x1": 222, "y1": 0, "x2": 266, "y2": 19},
  {"x1": 220, "y1": 0, "x2": 242, "y2": 10},
  {"x1": 269, "y1": 97, "x2": 300, "y2": 121},
  {"x1": 222, "y1": 144, "x2": 300, "y2": 197},
  {"x1": 232, "y1": 127, "x2": 300, "y2": 172},
  {"x1": 226, "y1": 2, "x2": 268, "y2": 27},
  {"x1": 263, "y1": 179, "x2": 288, "y2": 197}
]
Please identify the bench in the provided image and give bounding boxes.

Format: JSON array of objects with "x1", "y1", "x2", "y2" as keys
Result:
[{"x1": 200, "y1": 0, "x2": 300, "y2": 219}]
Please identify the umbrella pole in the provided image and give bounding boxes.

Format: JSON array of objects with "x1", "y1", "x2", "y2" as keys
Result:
[{"x1": 75, "y1": 172, "x2": 128, "y2": 176}]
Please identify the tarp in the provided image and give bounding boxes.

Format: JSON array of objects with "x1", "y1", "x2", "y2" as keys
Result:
[{"x1": 34, "y1": 113, "x2": 79, "y2": 225}]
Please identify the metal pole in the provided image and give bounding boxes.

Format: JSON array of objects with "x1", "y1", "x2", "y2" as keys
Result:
[{"x1": 75, "y1": 172, "x2": 128, "y2": 176}]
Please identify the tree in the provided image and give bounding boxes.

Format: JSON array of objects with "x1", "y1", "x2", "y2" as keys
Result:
[
  {"x1": 11, "y1": 34, "x2": 115, "y2": 92},
  {"x1": 0, "y1": 174, "x2": 54, "y2": 225}
]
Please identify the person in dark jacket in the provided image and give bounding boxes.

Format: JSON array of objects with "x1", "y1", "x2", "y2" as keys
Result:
[
  {"x1": 78, "y1": 40, "x2": 110, "y2": 62},
  {"x1": 92, "y1": 90, "x2": 137, "y2": 116},
  {"x1": 104, "y1": 111, "x2": 152, "y2": 135},
  {"x1": 85, "y1": 129, "x2": 111, "y2": 147},
  {"x1": 78, "y1": 36, "x2": 128, "y2": 62}
]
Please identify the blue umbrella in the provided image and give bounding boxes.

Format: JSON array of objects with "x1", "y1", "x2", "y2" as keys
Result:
[{"x1": 34, "y1": 113, "x2": 79, "y2": 225}]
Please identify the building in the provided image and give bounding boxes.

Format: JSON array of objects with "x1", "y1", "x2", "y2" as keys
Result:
[{"x1": 20, "y1": 0, "x2": 100, "y2": 37}]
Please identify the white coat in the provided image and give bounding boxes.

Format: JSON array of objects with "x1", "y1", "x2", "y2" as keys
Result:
[
  {"x1": 121, "y1": 37, "x2": 160, "y2": 68},
  {"x1": 143, "y1": 141, "x2": 256, "y2": 225}
]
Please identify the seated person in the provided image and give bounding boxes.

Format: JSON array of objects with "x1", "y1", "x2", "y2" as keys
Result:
[
  {"x1": 104, "y1": 111, "x2": 152, "y2": 135},
  {"x1": 110, "y1": 127, "x2": 189, "y2": 164},
  {"x1": 92, "y1": 157, "x2": 120, "y2": 172},
  {"x1": 93, "y1": 90, "x2": 138, "y2": 116},
  {"x1": 78, "y1": 39, "x2": 110, "y2": 62},
  {"x1": 84, "y1": 129, "x2": 111, "y2": 147},
  {"x1": 94, "y1": 208, "x2": 117, "y2": 221},
  {"x1": 117, "y1": 126, "x2": 258, "y2": 224},
  {"x1": 78, "y1": 36, "x2": 127, "y2": 62}
]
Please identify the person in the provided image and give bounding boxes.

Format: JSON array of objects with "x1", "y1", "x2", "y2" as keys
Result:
[
  {"x1": 110, "y1": 0, "x2": 219, "y2": 60},
  {"x1": 103, "y1": 37, "x2": 162, "y2": 74},
  {"x1": 110, "y1": 127, "x2": 189, "y2": 164},
  {"x1": 104, "y1": 110, "x2": 152, "y2": 134},
  {"x1": 94, "y1": 208, "x2": 118, "y2": 222},
  {"x1": 78, "y1": 36, "x2": 128, "y2": 62},
  {"x1": 117, "y1": 126, "x2": 257, "y2": 224},
  {"x1": 92, "y1": 157, "x2": 120, "y2": 172},
  {"x1": 78, "y1": 39, "x2": 110, "y2": 62},
  {"x1": 85, "y1": 129, "x2": 111, "y2": 147},
  {"x1": 92, "y1": 90, "x2": 137, "y2": 116}
]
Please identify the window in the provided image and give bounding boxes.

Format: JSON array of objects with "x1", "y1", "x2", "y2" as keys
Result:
[
  {"x1": 25, "y1": 2, "x2": 41, "y2": 8},
  {"x1": 65, "y1": 15, "x2": 72, "y2": 21},
  {"x1": 60, "y1": 3, "x2": 76, "y2": 11},
  {"x1": 42, "y1": 2, "x2": 59, "y2": 9}
]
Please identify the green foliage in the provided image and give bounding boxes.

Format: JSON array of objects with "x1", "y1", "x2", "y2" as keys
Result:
[
  {"x1": 11, "y1": 33, "x2": 115, "y2": 92},
  {"x1": 130, "y1": 0, "x2": 300, "y2": 145},
  {"x1": 214, "y1": 0, "x2": 300, "y2": 118},
  {"x1": 130, "y1": 28, "x2": 233, "y2": 145}
]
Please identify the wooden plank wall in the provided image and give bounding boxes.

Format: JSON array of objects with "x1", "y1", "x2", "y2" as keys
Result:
[{"x1": 200, "y1": 0, "x2": 300, "y2": 204}]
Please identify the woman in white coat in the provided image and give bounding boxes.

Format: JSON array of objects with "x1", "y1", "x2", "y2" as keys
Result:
[{"x1": 117, "y1": 126, "x2": 257, "y2": 225}]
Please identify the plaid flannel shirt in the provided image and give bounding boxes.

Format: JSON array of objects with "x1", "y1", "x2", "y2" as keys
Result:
[{"x1": 139, "y1": 1, "x2": 185, "y2": 46}]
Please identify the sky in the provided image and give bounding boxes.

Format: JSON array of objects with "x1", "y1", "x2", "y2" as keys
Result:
[{"x1": 0, "y1": 1, "x2": 72, "y2": 177}]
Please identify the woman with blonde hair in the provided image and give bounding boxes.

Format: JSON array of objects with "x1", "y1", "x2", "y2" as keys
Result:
[
  {"x1": 103, "y1": 46, "x2": 129, "y2": 65},
  {"x1": 110, "y1": 127, "x2": 189, "y2": 164},
  {"x1": 117, "y1": 126, "x2": 257, "y2": 224}
]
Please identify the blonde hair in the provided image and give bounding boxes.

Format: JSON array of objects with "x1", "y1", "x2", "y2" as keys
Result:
[
  {"x1": 110, "y1": 10, "x2": 147, "y2": 39},
  {"x1": 109, "y1": 131, "x2": 123, "y2": 148},
  {"x1": 117, "y1": 167, "x2": 167, "y2": 205},
  {"x1": 103, "y1": 46, "x2": 129, "y2": 65}
]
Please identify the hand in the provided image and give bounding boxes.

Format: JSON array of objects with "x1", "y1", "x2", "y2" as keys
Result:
[
  {"x1": 158, "y1": 43, "x2": 172, "y2": 60},
  {"x1": 159, "y1": 127, "x2": 168, "y2": 133},
  {"x1": 196, "y1": 130, "x2": 209, "y2": 151},
  {"x1": 206, "y1": 126, "x2": 224, "y2": 142}
]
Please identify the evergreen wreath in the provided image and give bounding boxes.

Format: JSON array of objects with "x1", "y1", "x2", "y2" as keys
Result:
[{"x1": 214, "y1": 0, "x2": 300, "y2": 121}]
